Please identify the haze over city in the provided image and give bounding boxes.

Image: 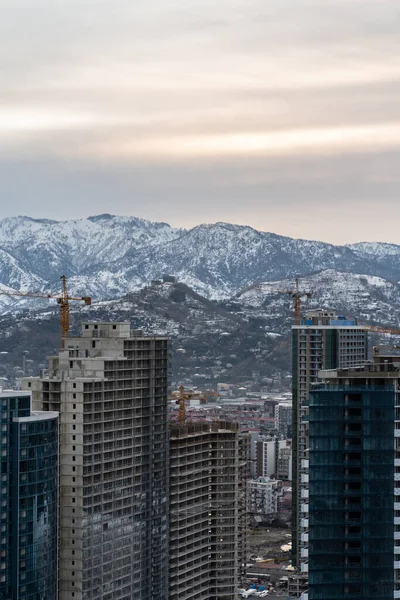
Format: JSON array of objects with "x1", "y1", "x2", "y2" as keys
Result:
[{"x1": 0, "y1": 0, "x2": 399, "y2": 243}]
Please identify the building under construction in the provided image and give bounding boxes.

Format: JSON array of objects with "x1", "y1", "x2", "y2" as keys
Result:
[
  {"x1": 169, "y1": 421, "x2": 249, "y2": 600},
  {"x1": 23, "y1": 322, "x2": 169, "y2": 600}
]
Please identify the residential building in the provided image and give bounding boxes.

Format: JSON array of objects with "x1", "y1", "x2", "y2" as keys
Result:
[
  {"x1": 23, "y1": 322, "x2": 169, "y2": 600},
  {"x1": 256, "y1": 438, "x2": 291, "y2": 479},
  {"x1": 307, "y1": 354, "x2": 399, "y2": 599},
  {"x1": 169, "y1": 421, "x2": 249, "y2": 600},
  {"x1": 248, "y1": 477, "x2": 283, "y2": 523},
  {"x1": 275, "y1": 401, "x2": 292, "y2": 438},
  {"x1": 0, "y1": 390, "x2": 58, "y2": 600},
  {"x1": 277, "y1": 441, "x2": 292, "y2": 481},
  {"x1": 292, "y1": 310, "x2": 368, "y2": 568}
]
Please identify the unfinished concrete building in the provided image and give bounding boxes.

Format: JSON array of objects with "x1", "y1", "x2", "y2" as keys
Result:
[
  {"x1": 23, "y1": 322, "x2": 169, "y2": 600},
  {"x1": 169, "y1": 422, "x2": 249, "y2": 600}
]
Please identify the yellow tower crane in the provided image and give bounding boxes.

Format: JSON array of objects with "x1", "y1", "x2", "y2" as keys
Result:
[
  {"x1": 361, "y1": 324, "x2": 400, "y2": 356},
  {"x1": 239, "y1": 277, "x2": 313, "y2": 325},
  {"x1": 175, "y1": 385, "x2": 193, "y2": 424},
  {"x1": 0, "y1": 275, "x2": 91, "y2": 347}
]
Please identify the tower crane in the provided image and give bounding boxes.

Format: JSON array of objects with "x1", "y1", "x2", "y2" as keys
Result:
[
  {"x1": 282, "y1": 277, "x2": 313, "y2": 325},
  {"x1": 0, "y1": 275, "x2": 91, "y2": 347},
  {"x1": 361, "y1": 324, "x2": 400, "y2": 356},
  {"x1": 175, "y1": 385, "x2": 193, "y2": 424},
  {"x1": 239, "y1": 277, "x2": 312, "y2": 325}
]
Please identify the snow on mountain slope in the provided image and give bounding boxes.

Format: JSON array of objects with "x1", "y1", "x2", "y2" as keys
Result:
[
  {"x1": 237, "y1": 270, "x2": 400, "y2": 327},
  {"x1": 0, "y1": 214, "x2": 182, "y2": 284},
  {"x1": 0, "y1": 215, "x2": 399, "y2": 312}
]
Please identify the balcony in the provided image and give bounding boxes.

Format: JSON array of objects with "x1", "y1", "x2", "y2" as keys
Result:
[{"x1": 301, "y1": 519, "x2": 309, "y2": 528}]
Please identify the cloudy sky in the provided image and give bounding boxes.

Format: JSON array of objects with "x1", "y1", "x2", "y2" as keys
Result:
[{"x1": 0, "y1": 0, "x2": 399, "y2": 243}]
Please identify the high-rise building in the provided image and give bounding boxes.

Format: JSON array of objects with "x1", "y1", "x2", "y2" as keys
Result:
[
  {"x1": 256, "y1": 438, "x2": 292, "y2": 480},
  {"x1": 307, "y1": 354, "x2": 399, "y2": 599},
  {"x1": 275, "y1": 401, "x2": 292, "y2": 438},
  {"x1": 292, "y1": 310, "x2": 368, "y2": 568},
  {"x1": 23, "y1": 322, "x2": 169, "y2": 600},
  {"x1": 0, "y1": 390, "x2": 59, "y2": 600},
  {"x1": 168, "y1": 421, "x2": 249, "y2": 600}
]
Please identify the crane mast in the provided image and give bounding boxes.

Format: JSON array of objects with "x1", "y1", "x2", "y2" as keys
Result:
[
  {"x1": 240, "y1": 277, "x2": 312, "y2": 325},
  {"x1": 176, "y1": 385, "x2": 193, "y2": 424}
]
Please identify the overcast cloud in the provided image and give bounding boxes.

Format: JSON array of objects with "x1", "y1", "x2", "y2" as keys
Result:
[{"x1": 0, "y1": 0, "x2": 399, "y2": 243}]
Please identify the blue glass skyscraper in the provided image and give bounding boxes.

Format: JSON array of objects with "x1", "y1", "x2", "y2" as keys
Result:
[
  {"x1": 308, "y1": 356, "x2": 398, "y2": 599},
  {"x1": 0, "y1": 391, "x2": 58, "y2": 600}
]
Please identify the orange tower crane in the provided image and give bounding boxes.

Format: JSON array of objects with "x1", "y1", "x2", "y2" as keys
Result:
[
  {"x1": 175, "y1": 385, "x2": 193, "y2": 424},
  {"x1": 282, "y1": 277, "x2": 313, "y2": 325},
  {"x1": 0, "y1": 275, "x2": 91, "y2": 347},
  {"x1": 240, "y1": 277, "x2": 313, "y2": 325}
]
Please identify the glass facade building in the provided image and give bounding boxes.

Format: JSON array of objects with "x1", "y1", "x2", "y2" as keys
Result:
[
  {"x1": 0, "y1": 391, "x2": 58, "y2": 600},
  {"x1": 308, "y1": 359, "x2": 398, "y2": 600},
  {"x1": 292, "y1": 310, "x2": 368, "y2": 569}
]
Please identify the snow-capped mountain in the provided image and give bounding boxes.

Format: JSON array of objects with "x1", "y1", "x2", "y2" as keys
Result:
[
  {"x1": 2, "y1": 273, "x2": 400, "y2": 388},
  {"x1": 235, "y1": 269, "x2": 400, "y2": 328},
  {"x1": 0, "y1": 214, "x2": 399, "y2": 313}
]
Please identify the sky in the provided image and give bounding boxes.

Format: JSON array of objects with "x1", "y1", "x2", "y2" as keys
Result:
[{"x1": 0, "y1": 0, "x2": 399, "y2": 244}]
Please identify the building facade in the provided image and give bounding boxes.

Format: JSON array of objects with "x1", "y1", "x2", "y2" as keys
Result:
[
  {"x1": 256, "y1": 438, "x2": 291, "y2": 480},
  {"x1": 292, "y1": 310, "x2": 368, "y2": 568},
  {"x1": 24, "y1": 322, "x2": 169, "y2": 600},
  {"x1": 275, "y1": 401, "x2": 292, "y2": 438},
  {"x1": 169, "y1": 421, "x2": 248, "y2": 600},
  {"x1": 248, "y1": 477, "x2": 282, "y2": 523},
  {"x1": 277, "y1": 441, "x2": 292, "y2": 481},
  {"x1": 0, "y1": 391, "x2": 58, "y2": 600},
  {"x1": 307, "y1": 355, "x2": 399, "y2": 599}
]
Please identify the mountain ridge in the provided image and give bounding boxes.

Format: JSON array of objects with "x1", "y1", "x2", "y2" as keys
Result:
[{"x1": 0, "y1": 214, "x2": 399, "y2": 309}]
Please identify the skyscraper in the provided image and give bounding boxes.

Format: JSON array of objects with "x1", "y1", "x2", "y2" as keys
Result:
[
  {"x1": 24, "y1": 322, "x2": 169, "y2": 600},
  {"x1": 168, "y1": 421, "x2": 249, "y2": 600},
  {"x1": 307, "y1": 354, "x2": 399, "y2": 599},
  {"x1": 292, "y1": 310, "x2": 368, "y2": 568},
  {"x1": 0, "y1": 390, "x2": 59, "y2": 600}
]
